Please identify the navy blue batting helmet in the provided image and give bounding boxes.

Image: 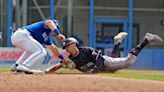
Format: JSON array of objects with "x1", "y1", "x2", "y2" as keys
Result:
[{"x1": 63, "y1": 37, "x2": 78, "y2": 49}]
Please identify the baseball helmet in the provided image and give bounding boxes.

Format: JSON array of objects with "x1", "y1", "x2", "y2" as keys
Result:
[
  {"x1": 52, "y1": 19, "x2": 61, "y2": 30},
  {"x1": 63, "y1": 37, "x2": 78, "y2": 49}
]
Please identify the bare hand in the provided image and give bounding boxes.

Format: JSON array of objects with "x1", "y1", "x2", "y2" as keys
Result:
[{"x1": 57, "y1": 34, "x2": 66, "y2": 42}]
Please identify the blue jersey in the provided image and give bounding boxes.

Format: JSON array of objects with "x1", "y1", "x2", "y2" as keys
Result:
[{"x1": 23, "y1": 20, "x2": 59, "y2": 45}]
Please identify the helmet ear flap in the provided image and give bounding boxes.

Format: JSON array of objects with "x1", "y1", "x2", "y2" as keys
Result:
[{"x1": 75, "y1": 42, "x2": 79, "y2": 47}]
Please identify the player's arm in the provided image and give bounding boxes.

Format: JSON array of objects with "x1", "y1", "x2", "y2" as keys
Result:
[
  {"x1": 45, "y1": 44, "x2": 64, "y2": 73},
  {"x1": 87, "y1": 48, "x2": 104, "y2": 73},
  {"x1": 45, "y1": 19, "x2": 58, "y2": 31},
  {"x1": 45, "y1": 20, "x2": 65, "y2": 42},
  {"x1": 88, "y1": 56, "x2": 104, "y2": 73},
  {"x1": 45, "y1": 63, "x2": 63, "y2": 73},
  {"x1": 46, "y1": 45, "x2": 60, "y2": 57},
  {"x1": 45, "y1": 44, "x2": 64, "y2": 62}
]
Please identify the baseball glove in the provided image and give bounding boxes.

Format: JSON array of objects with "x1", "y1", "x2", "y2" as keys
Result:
[{"x1": 62, "y1": 58, "x2": 76, "y2": 69}]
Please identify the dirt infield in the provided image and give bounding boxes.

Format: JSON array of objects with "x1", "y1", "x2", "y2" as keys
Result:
[{"x1": 0, "y1": 73, "x2": 164, "y2": 92}]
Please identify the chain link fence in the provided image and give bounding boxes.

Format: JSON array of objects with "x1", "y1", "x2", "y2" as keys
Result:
[{"x1": 0, "y1": 0, "x2": 163, "y2": 48}]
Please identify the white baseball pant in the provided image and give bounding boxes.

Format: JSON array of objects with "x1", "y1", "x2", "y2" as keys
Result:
[
  {"x1": 103, "y1": 53, "x2": 137, "y2": 70},
  {"x1": 11, "y1": 28, "x2": 47, "y2": 67}
]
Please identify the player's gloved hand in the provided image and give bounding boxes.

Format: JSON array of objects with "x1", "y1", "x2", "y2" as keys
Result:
[
  {"x1": 88, "y1": 69, "x2": 95, "y2": 73},
  {"x1": 88, "y1": 66, "x2": 98, "y2": 73},
  {"x1": 57, "y1": 34, "x2": 66, "y2": 42},
  {"x1": 61, "y1": 59, "x2": 76, "y2": 69}
]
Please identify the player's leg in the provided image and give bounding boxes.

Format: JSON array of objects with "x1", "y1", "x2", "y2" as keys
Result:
[
  {"x1": 103, "y1": 53, "x2": 136, "y2": 71},
  {"x1": 16, "y1": 41, "x2": 47, "y2": 74},
  {"x1": 10, "y1": 51, "x2": 31, "y2": 72},
  {"x1": 103, "y1": 33, "x2": 163, "y2": 72},
  {"x1": 17, "y1": 35, "x2": 47, "y2": 64},
  {"x1": 11, "y1": 29, "x2": 32, "y2": 72},
  {"x1": 11, "y1": 29, "x2": 47, "y2": 74},
  {"x1": 130, "y1": 33, "x2": 163, "y2": 56},
  {"x1": 110, "y1": 32, "x2": 128, "y2": 58},
  {"x1": 16, "y1": 52, "x2": 31, "y2": 65}
]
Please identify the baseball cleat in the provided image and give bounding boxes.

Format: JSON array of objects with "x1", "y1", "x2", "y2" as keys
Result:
[
  {"x1": 144, "y1": 33, "x2": 163, "y2": 45},
  {"x1": 10, "y1": 64, "x2": 18, "y2": 72},
  {"x1": 12, "y1": 71, "x2": 26, "y2": 74},
  {"x1": 10, "y1": 64, "x2": 23, "y2": 73},
  {"x1": 16, "y1": 65, "x2": 34, "y2": 74},
  {"x1": 114, "y1": 32, "x2": 128, "y2": 45},
  {"x1": 31, "y1": 70, "x2": 45, "y2": 75}
]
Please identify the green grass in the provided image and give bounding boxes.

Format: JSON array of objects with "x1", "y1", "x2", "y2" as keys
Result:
[
  {"x1": 0, "y1": 68, "x2": 10, "y2": 72},
  {"x1": 100, "y1": 69, "x2": 164, "y2": 81}
]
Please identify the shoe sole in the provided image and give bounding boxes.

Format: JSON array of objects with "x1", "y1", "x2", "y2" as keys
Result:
[
  {"x1": 114, "y1": 32, "x2": 128, "y2": 44},
  {"x1": 16, "y1": 66, "x2": 34, "y2": 74},
  {"x1": 145, "y1": 33, "x2": 163, "y2": 44},
  {"x1": 16, "y1": 68, "x2": 44, "y2": 74}
]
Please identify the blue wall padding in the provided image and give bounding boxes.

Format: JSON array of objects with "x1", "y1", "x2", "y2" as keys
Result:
[{"x1": 131, "y1": 49, "x2": 164, "y2": 70}]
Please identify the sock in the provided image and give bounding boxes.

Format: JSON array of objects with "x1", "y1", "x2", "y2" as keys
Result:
[
  {"x1": 111, "y1": 43, "x2": 120, "y2": 58},
  {"x1": 130, "y1": 38, "x2": 149, "y2": 56}
]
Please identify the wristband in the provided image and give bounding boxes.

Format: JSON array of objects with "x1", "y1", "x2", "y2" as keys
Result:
[
  {"x1": 53, "y1": 29, "x2": 60, "y2": 35},
  {"x1": 58, "y1": 54, "x2": 64, "y2": 60}
]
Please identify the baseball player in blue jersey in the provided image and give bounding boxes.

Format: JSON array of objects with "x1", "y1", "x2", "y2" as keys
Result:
[
  {"x1": 45, "y1": 32, "x2": 163, "y2": 73},
  {"x1": 11, "y1": 19, "x2": 65, "y2": 74}
]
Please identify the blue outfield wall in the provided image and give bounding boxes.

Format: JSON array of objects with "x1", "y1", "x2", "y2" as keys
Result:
[{"x1": 131, "y1": 49, "x2": 164, "y2": 70}]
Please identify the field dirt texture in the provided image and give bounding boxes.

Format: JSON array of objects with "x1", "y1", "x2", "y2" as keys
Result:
[{"x1": 0, "y1": 72, "x2": 164, "y2": 92}]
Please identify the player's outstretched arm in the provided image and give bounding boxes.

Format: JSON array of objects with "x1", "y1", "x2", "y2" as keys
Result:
[
  {"x1": 46, "y1": 45, "x2": 61, "y2": 57},
  {"x1": 45, "y1": 63, "x2": 63, "y2": 73}
]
